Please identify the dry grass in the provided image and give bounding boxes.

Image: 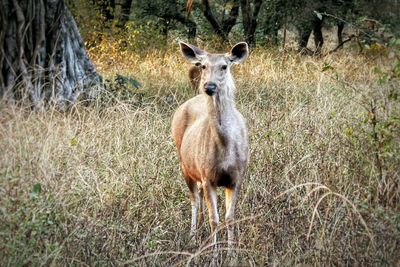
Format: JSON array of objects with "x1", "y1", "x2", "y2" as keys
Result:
[{"x1": 1, "y1": 43, "x2": 399, "y2": 266}]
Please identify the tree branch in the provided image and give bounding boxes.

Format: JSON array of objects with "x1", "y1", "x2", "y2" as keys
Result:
[
  {"x1": 201, "y1": 0, "x2": 226, "y2": 39},
  {"x1": 328, "y1": 34, "x2": 356, "y2": 54},
  {"x1": 221, "y1": 0, "x2": 240, "y2": 34}
]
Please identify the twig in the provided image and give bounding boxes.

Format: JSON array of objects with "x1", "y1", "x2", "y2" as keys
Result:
[{"x1": 327, "y1": 34, "x2": 356, "y2": 55}]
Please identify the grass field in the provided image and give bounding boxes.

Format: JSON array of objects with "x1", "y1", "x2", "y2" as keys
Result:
[{"x1": 1, "y1": 43, "x2": 399, "y2": 266}]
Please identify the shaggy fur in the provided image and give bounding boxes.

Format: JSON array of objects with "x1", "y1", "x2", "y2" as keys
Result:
[{"x1": 171, "y1": 42, "x2": 249, "y2": 259}]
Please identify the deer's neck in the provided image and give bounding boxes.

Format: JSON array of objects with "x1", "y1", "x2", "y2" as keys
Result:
[{"x1": 207, "y1": 85, "x2": 236, "y2": 144}]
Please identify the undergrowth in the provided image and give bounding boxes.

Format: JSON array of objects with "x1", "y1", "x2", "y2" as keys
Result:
[{"x1": 0, "y1": 42, "x2": 399, "y2": 266}]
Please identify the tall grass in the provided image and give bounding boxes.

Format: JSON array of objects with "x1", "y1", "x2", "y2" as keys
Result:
[{"x1": 0, "y1": 44, "x2": 399, "y2": 266}]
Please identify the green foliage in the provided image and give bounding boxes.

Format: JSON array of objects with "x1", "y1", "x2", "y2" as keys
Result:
[
  {"x1": 123, "y1": 20, "x2": 169, "y2": 51},
  {"x1": 354, "y1": 37, "x2": 400, "y2": 206},
  {"x1": 97, "y1": 74, "x2": 147, "y2": 107},
  {"x1": 388, "y1": 37, "x2": 400, "y2": 78},
  {"x1": 322, "y1": 62, "x2": 334, "y2": 72},
  {"x1": 67, "y1": 0, "x2": 400, "y2": 49},
  {"x1": 115, "y1": 74, "x2": 142, "y2": 90},
  {"x1": 32, "y1": 183, "x2": 42, "y2": 195},
  {"x1": 1, "y1": 184, "x2": 65, "y2": 265},
  {"x1": 66, "y1": 0, "x2": 107, "y2": 46}
]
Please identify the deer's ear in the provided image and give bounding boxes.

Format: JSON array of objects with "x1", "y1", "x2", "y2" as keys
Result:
[
  {"x1": 229, "y1": 42, "x2": 249, "y2": 64},
  {"x1": 179, "y1": 42, "x2": 207, "y2": 64}
]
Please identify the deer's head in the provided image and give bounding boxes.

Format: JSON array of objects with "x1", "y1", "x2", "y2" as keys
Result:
[{"x1": 180, "y1": 42, "x2": 248, "y2": 96}]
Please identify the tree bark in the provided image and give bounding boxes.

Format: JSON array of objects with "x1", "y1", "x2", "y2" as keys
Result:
[
  {"x1": 296, "y1": 0, "x2": 352, "y2": 55},
  {"x1": 221, "y1": 0, "x2": 240, "y2": 35},
  {"x1": 313, "y1": 15, "x2": 324, "y2": 55},
  {"x1": 96, "y1": 0, "x2": 115, "y2": 23},
  {"x1": 201, "y1": 0, "x2": 226, "y2": 39},
  {"x1": 297, "y1": 13, "x2": 324, "y2": 55},
  {"x1": 337, "y1": 20, "x2": 345, "y2": 45},
  {"x1": 241, "y1": 0, "x2": 263, "y2": 45},
  {"x1": 0, "y1": 0, "x2": 101, "y2": 107},
  {"x1": 157, "y1": 12, "x2": 197, "y2": 41},
  {"x1": 114, "y1": 0, "x2": 133, "y2": 28},
  {"x1": 200, "y1": 0, "x2": 240, "y2": 41}
]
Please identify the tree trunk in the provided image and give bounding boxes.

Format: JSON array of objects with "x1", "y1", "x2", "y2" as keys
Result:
[
  {"x1": 0, "y1": 0, "x2": 101, "y2": 107},
  {"x1": 200, "y1": 0, "x2": 240, "y2": 42},
  {"x1": 159, "y1": 13, "x2": 197, "y2": 41},
  {"x1": 313, "y1": 16, "x2": 324, "y2": 55},
  {"x1": 337, "y1": 21, "x2": 345, "y2": 45},
  {"x1": 114, "y1": 0, "x2": 133, "y2": 28},
  {"x1": 221, "y1": 0, "x2": 240, "y2": 35},
  {"x1": 297, "y1": 24, "x2": 312, "y2": 53},
  {"x1": 241, "y1": 0, "x2": 263, "y2": 45},
  {"x1": 297, "y1": 13, "x2": 324, "y2": 55},
  {"x1": 97, "y1": 0, "x2": 115, "y2": 21}
]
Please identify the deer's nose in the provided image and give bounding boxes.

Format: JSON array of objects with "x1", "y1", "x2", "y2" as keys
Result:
[{"x1": 204, "y1": 82, "x2": 217, "y2": 96}]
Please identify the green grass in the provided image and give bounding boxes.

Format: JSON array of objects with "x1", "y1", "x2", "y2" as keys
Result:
[{"x1": 0, "y1": 46, "x2": 399, "y2": 266}]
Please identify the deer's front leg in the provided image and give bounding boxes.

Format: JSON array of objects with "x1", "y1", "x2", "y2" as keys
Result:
[
  {"x1": 186, "y1": 179, "x2": 200, "y2": 243},
  {"x1": 225, "y1": 181, "x2": 241, "y2": 264},
  {"x1": 203, "y1": 181, "x2": 219, "y2": 261}
]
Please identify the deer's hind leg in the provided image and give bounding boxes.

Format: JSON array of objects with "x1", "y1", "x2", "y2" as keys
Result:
[{"x1": 197, "y1": 183, "x2": 205, "y2": 231}]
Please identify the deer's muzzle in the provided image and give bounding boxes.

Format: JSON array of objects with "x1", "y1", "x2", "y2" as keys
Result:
[{"x1": 204, "y1": 82, "x2": 217, "y2": 96}]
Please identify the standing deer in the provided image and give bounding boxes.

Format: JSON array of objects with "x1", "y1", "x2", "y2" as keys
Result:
[{"x1": 171, "y1": 42, "x2": 249, "y2": 260}]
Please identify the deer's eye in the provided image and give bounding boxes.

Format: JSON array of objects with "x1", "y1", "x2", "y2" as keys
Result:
[{"x1": 221, "y1": 65, "x2": 227, "y2": 70}]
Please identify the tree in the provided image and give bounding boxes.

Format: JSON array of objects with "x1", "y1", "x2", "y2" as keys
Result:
[
  {"x1": 240, "y1": 0, "x2": 263, "y2": 45},
  {"x1": 260, "y1": 0, "x2": 286, "y2": 46},
  {"x1": 297, "y1": 11, "x2": 324, "y2": 54},
  {"x1": 134, "y1": 0, "x2": 197, "y2": 41},
  {"x1": 96, "y1": 0, "x2": 133, "y2": 28},
  {"x1": 198, "y1": 0, "x2": 240, "y2": 41},
  {"x1": 97, "y1": 0, "x2": 115, "y2": 23},
  {"x1": 115, "y1": 0, "x2": 133, "y2": 28},
  {"x1": 294, "y1": 0, "x2": 354, "y2": 55},
  {"x1": 0, "y1": 0, "x2": 101, "y2": 107}
]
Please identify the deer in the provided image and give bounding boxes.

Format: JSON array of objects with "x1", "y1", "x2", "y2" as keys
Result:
[{"x1": 171, "y1": 41, "x2": 249, "y2": 261}]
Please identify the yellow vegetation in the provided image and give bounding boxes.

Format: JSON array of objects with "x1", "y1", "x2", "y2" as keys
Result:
[{"x1": 1, "y1": 42, "x2": 399, "y2": 265}]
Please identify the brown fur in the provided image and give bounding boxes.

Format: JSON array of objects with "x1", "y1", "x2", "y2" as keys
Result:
[
  {"x1": 172, "y1": 42, "x2": 249, "y2": 261},
  {"x1": 188, "y1": 65, "x2": 201, "y2": 94},
  {"x1": 172, "y1": 94, "x2": 248, "y2": 187}
]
